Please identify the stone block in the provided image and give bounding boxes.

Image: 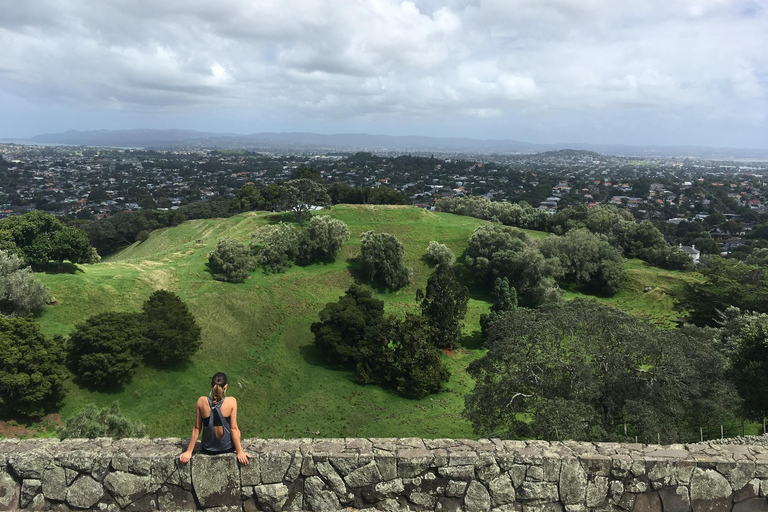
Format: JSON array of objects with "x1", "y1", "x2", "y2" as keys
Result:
[
  {"x1": 316, "y1": 461, "x2": 346, "y2": 498},
  {"x1": 260, "y1": 452, "x2": 292, "y2": 484},
  {"x1": 0, "y1": 471, "x2": 18, "y2": 510},
  {"x1": 42, "y1": 466, "x2": 67, "y2": 502},
  {"x1": 66, "y1": 475, "x2": 104, "y2": 509},
  {"x1": 253, "y1": 483, "x2": 290, "y2": 512},
  {"x1": 190, "y1": 454, "x2": 240, "y2": 507},
  {"x1": 465, "y1": 481, "x2": 491, "y2": 512},
  {"x1": 733, "y1": 497, "x2": 768, "y2": 512},
  {"x1": 632, "y1": 492, "x2": 662, "y2": 512},
  {"x1": 103, "y1": 470, "x2": 154, "y2": 508},
  {"x1": 518, "y1": 482, "x2": 559, "y2": 503},
  {"x1": 585, "y1": 476, "x2": 608, "y2": 508},
  {"x1": 304, "y1": 475, "x2": 341, "y2": 511},
  {"x1": 409, "y1": 490, "x2": 437, "y2": 508},
  {"x1": 488, "y1": 474, "x2": 515, "y2": 507},
  {"x1": 8, "y1": 453, "x2": 52, "y2": 479},
  {"x1": 239, "y1": 455, "x2": 261, "y2": 486},
  {"x1": 398, "y1": 451, "x2": 432, "y2": 479},
  {"x1": 345, "y1": 460, "x2": 382, "y2": 488},
  {"x1": 438, "y1": 465, "x2": 475, "y2": 480},
  {"x1": 659, "y1": 486, "x2": 691, "y2": 512},
  {"x1": 446, "y1": 480, "x2": 468, "y2": 498},
  {"x1": 507, "y1": 464, "x2": 528, "y2": 487},
  {"x1": 374, "y1": 478, "x2": 404, "y2": 498},
  {"x1": 375, "y1": 455, "x2": 397, "y2": 481},
  {"x1": 20, "y1": 478, "x2": 41, "y2": 508},
  {"x1": 157, "y1": 484, "x2": 196, "y2": 510},
  {"x1": 559, "y1": 459, "x2": 587, "y2": 506}
]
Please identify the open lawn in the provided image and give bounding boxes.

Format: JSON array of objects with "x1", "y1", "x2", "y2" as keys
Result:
[{"x1": 34, "y1": 205, "x2": 695, "y2": 438}]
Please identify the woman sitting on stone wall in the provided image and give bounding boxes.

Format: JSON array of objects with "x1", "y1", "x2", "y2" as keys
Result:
[{"x1": 179, "y1": 372, "x2": 251, "y2": 464}]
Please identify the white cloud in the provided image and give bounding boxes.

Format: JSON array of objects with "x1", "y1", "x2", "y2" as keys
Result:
[{"x1": 0, "y1": 0, "x2": 765, "y2": 144}]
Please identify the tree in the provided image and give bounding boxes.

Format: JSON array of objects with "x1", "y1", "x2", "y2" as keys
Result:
[
  {"x1": 251, "y1": 223, "x2": 302, "y2": 273},
  {"x1": 68, "y1": 312, "x2": 147, "y2": 388},
  {"x1": 424, "y1": 241, "x2": 455, "y2": 267},
  {"x1": 358, "y1": 231, "x2": 413, "y2": 291},
  {"x1": 311, "y1": 284, "x2": 385, "y2": 366},
  {"x1": 719, "y1": 308, "x2": 768, "y2": 420},
  {"x1": 418, "y1": 264, "x2": 468, "y2": 349},
  {"x1": 480, "y1": 277, "x2": 518, "y2": 337},
  {"x1": 0, "y1": 315, "x2": 67, "y2": 417},
  {"x1": 59, "y1": 402, "x2": 145, "y2": 439},
  {"x1": 279, "y1": 179, "x2": 331, "y2": 222},
  {"x1": 465, "y1": 299, "x2": 738, "y2": 442},
  {"x1": 297, "y1": 216, "x2": 350, "y2": 264},
  {"x1": 49, "y1": 225, "x2": 93, "y2": 270},
  {"x1": 368, "y1": 187, "x2": 406, "y2": 205},
  {"x1": 540, "y1": 228, "x2": 626, "y2": 295},
  {"x1": 142, "y1": 290, "x2": 202, "y2": 366},
  {"x1": 357, "y1": 314, "x2": 449, "y2": 398},
  {"x1": 229, "y1": 184, "x2": 263, "y2": 213},
  {"x1": 0, "y1": 250, "x2": 50, "y2": 315},
  {"x1": 208, "y1": 237, "x2": 253, "y2": 282}
]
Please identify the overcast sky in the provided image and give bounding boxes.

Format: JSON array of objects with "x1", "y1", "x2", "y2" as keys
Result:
[{"x1": 1, "y1": 0, "x2": 766, "y2": 148}]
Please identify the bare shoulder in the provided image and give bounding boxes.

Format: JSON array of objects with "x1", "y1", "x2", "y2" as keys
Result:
[
  {"x1": 196, "y1": 396, "x2": 208, "y2": 406},
  {"x1": 227, "y1": 397, "x2": 238, "y2": 406}
]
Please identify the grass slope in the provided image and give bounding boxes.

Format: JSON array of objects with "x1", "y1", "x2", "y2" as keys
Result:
[{"x1": 35, "y1": 205, "x2": 693, "y2": 438}]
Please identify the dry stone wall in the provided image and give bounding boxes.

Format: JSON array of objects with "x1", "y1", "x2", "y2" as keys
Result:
[{"x1": 1, "y1": 437, "x2": 767, "y2": 512}]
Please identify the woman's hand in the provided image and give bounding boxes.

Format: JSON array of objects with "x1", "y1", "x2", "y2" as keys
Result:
[
  {"x1": 237, "y1": 451, "x2": 251, "y2": 465},
  {"x1": 179, "y1": 451, "x2": 192, "y2": 464}
]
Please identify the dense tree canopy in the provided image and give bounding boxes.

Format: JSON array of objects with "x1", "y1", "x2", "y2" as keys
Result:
[
  {"x1": 0, "y1": 250, "x2": 50, "y2": 315},
  {"x1": 418, "y1": 264, "x2": 468, "y2": 349},
  {"x1": 297, "y1": 215, "x2": 350, "y2": 264},
  {"x1": 465, "y1": 299, "x2": 738, "y2": 442},
  {"x1": 358, "y1": 231, "x2": 413, "y2": 291},
  {"x1": 208, "y1": 237, "x2": 253, "y2": 282},
  {"x1": 68, "y1": 312, "x2": 147, "y2": 388},
  {"x1": 0, "y1": 315, "x2": 67, "y2": 417},
  {"x1": 424, "y1": 241, "x2": 455, "y2": 267},
  {"x1": 142, "y1": 290, "x2": 202, "y2": 366},
  {"x1": 279, "y1": 179, "x2": 332, "y2": 222},
  {"x1": 251, "y1": 223, "x2": 302, "y2": 273},
  {"x1": 0, "y1": 211, "x2": 96, "y2": 267}
]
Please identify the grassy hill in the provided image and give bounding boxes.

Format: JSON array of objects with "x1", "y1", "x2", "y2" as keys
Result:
[{"x1": 34, "y1": 205, "x2": 697, "y2": 438}]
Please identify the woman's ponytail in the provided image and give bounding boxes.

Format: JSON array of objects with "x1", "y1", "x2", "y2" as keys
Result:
[{"x1": 210, "y1": 372, "x2": 228, "y2": 405}]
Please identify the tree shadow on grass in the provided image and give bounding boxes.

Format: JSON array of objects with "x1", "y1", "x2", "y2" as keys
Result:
[
  {"x1": 40, "y1": 262, "x2": 84, "y2": 275},
  {"x1": 459, "y1": 329, "x2": 485, "y2": 351}
]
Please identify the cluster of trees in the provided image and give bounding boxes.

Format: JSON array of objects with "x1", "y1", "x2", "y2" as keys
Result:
[
  {"x1": 312, "y1": 256, "x2": 468, "y2": 397},
  {"x1": 328, "y1": 184, "x2": 406, "y2": 206},
  {"x1": 0, "y1": 251, "x2": 51, "y2": 315},
  {"x1": 465, "y1": 223, "x2": 625, "y2": 305},
  {"x1": 68, "y1": 290, "x2": 201, "y2": 388},
  {"x1": 209, "y1": 216, "x2": 351, "y2": 282},
  {"x1": 58, "y1": 402, "x2": 145, "y2": 440},
  {"x1": 437, "y1": 197, "x2": 693, "y2": 271},
  {"x1": 0, "y1": 211, "x2": 96, "y2": 269},
  {"x1": 465, "y1": 299, "x2": 740, "y2": 442},
  {"x1": 357, "y1": 231, "x2": 413, "y2": 291}
]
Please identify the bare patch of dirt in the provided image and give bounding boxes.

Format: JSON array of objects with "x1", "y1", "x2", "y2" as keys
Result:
[{"x1": 0, "y1": 413, "x2": 62, "y2": 438}]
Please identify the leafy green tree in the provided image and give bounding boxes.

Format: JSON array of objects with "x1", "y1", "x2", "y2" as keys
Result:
[
  {"x1": 229, "y1": 184, "x2": 263, "y2": 213},
  {"x1": 68, "y1": 312, "x2": 147, "y2": 388},
  {"x1": 59, "y1": 402, "x2": 145, "y2": 439},
  {"x1": 358, "y1": 231, "x2": 413, "y2": 291},
  {"x1": 368, "y1": 187, "x2": 406, "y2": 205},
  {"x1": 719, "y1": 308, "x2": 768, "y2": 420},
  {"x1": 49, "y1": 225, "x2": 93, "y2": 270},
  {"x1": 311, "y1": 284, "x2": 385, "y2": 365},
  {"x1": 357, "y1": 314, "x2": 449, "y2": 398},
  {"x1": 292, "y1": 166, "x2": 325, "y2": 183},
  {"x1": 297, "y1": 216, "x2": 350, "y2": 264},
  {"x1": 0, "y1": 315, "x2": 66, "y2": 417},
  {"x1": 418, "y1": 264, "x2": 469, "y2": 349},
  {"x1": 541, "y1": 228, "x2": 626, "y2": 295},
  {"x1": 251, "y1": 223, "x2": 302, "y2": 273},
  {"x1": 279, "y1": 179, "x2": 332, "y2": 222},
  {"x1": 142, "y1": 290, "x2": 202, "y2": 366},
  {"x1": 0, "y1": 250, "x2": 50, "y2": 315},
  {"x1": 208, "y1": 237, "x2": 253, "y2": 282},
  {"x1": 465, "y1": 299, "x2": 738, "y2": 442},
  {"x1": 682, "y1": 257, "x2": 768, "y2": 325},
  {"x1": 480, "y1": 277, "x2": 518, "y2": 337},
  {"x1": 424, "y1": 241, "x2": 455, "y2": 267}
]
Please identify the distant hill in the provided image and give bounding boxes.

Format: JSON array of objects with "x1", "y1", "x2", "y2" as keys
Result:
[{"x1": 10, "y1": 128, "x2": 768, "y2": 159}]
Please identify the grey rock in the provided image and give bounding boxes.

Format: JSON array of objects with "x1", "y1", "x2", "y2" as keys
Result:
[
  {"x1": 507, "y1": 465, "x2": 527, "y2": 487},
  {"x1": 377, "y1": 497, "x2": 409, "y2": 512},
  {"x1": 585, "y1": 476, "x2": 608, "y2": 508},
  {"x1": 111, "y1": 454, "x2": 151, "y2": 476},
  {"x1": 518, "y1": 482, "x2": 559, "y2": 503},
  {"x1": 20, "y1": 478, "x2": 41, "y2": 508},
  {"x1": 0, "y1": 471, "x2": 18, "y2": 508},
  {"x1": 123, "y1": 492, "x2": 158, "y2": 511},
  {"x1": 659, "y1": 486, "x2": 691, "y2": 512},
  {"x1": 285, "y1": 455, "x2": 302, "y2": 482},
  {"x1": 559, "y1": 459, "x2": 587, "y2": 505},
  {"x1": 476, "y1": 454, "x2": 501, "y2": 484},
  {"x1": 240, "y1": 456, "x2": 261, "y2": 486},
  {"x1": 253, "y1": 483, "x2": 290, "y2": 512},
  {"x1": 609, "y1": 481, "x2": 624, "y2": 504},
  {"x1": 527, "y1": 466, "x2": 544, "y2": 482},
  {"x1": 465, "y1": 481, "x2": 492, "y2": 512},
  {"x1": 304, "y1": 476, "x2": 341, "y2": 511},
  {"x1": 104, "y1": 470, "x2": 154, "y2": 508},
  {"x1": 42, "y1": 466, "x2": 67, "y2": 501},
  {"x1": 397, "y1": 452, "x2": 431, "y2": 478},
  {"x1": 446, "y1": 480, "x2": 468, "y2": 498},
  {"x1": 375, "y1": 456, "x2": 397, "y2": 481},
  {"x1": 156, "y1": 485, "x2": 195, "y2": 510},
  {"x1": 410, "y1": 490, "x2": 437, "y2": 508},
  {"x1": 327, "y1": 455, "x2": 359, "y2": 476},
  {"x1": 191, "y1": 454, "x2": 240, "y2": 507},
  {"x1": 691, "y1": 468, "x2": 733, "y2": 501},
  {"x1": 633, "y1": 492, "x2": 662, "y2": 512},
  {"x1": 66, "y1": 475, "x2": 104, "y2": 509},
  {"x1": 65, "y1": 468, "x2": 78, "y2": 486},
  {"x1": 488, "y1": 474, "x2": 515, "y2": 507},
  {"x1": 9, "y1": 453, "x2": 52, "y2": 479},
  {"x1": 733, "y1": 497, "x2": 768, "y2": 512},
  {"x1": 260, "y1": 452, "x2": 292, "y2": 484},
  {"x1": 542, "y1": 459, "x2": 561, "y2": 482},
  {"x1": 316, "y1": 461, "x2": 346, "y2": 498},
  {"x1": 438, "y1": 465, "x2": 475, "y2": 480},
  {"x1": 719, "y1": 462, "x2": 757, "y2": 491},
  {"x1": 374, "y1": 478, "x2": 404, "y2": 498},
  {"x1": 345, "y1": 460, "x2": 382, "y2": 488}
]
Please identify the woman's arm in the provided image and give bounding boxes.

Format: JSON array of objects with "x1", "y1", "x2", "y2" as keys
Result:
[
  {"x1": 228, "y1": 398, "x2": 250, "y2": 465},
  {"x1": 179, "y1": 397, "x2": 204, "y2": 463}
]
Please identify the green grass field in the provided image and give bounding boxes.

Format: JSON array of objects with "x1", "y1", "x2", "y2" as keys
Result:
[{"x1": 34, "y1": 205, "x2": 695, "y2": 439}]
